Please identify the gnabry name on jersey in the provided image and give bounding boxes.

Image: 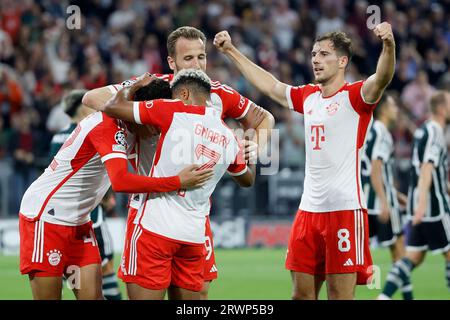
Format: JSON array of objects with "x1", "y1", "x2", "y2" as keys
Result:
[{"x1": 194, "y1": 123, "x2": 230, "y2": 148}]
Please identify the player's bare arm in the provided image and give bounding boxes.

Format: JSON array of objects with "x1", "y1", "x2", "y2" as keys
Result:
[
  {"x1": 413, "y1": 162, "x2": 433, "y2": 225},
  {"x1": 362, "y1": 22, "x2": 396, "y2": 103},
  {"x1": 214, "y1": 31, "x2": 289, "y2": 108},
  {"x1": 370, "y1": 159, "x2": 390, "y2": 223},
  {"x1": 232, "y1": 163, "x2": 256, "y2": 188},
  {"x1": 82, "y1": 72, "x2": 152, "y2": 112},
  {"x1": 101, "y1": 73, "x2": 155, "y2": 122},
  {"x1": 239, "y1": 104, "x2": 275, "y2": 152},
  {"x1": 397, "y1": 191, "x2": 408, "y2": 208},
  {"x1": 82, "y1": 86, "x2": 114, "y2": 111}
]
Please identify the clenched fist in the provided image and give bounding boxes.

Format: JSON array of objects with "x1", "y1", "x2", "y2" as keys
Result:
[
  {"x1": 213, "y1": 31, "x2": 234, "y2": 53},
  {"x1": 373, "y1": 22, "x2": 395, "y2": 47}
]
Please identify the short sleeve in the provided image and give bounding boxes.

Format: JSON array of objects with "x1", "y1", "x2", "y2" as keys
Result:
[
  {"x1": 348, "y1": 81, "x2": 378, "y2": 114},
  {"x1": 133, "y1": 99, "x2": 184, "y2": 132},
  {"x1": 227, "y1": 141, "x2": 248, "y2": 176},
  {"x1": 423, "y1": 127, "x2": 441, "y2": 167},
  {"x1": 371, "y1": 128, "x2": 390, "y2": 162},
  {"x1": 88, "y1": 119, "x2": 128, "y2": 163},
  {"x1": 285, "y1": 85, "x2": 305, "y2": 113},
  {"x1": 106, "y1": 77, "x2": 139, "y2": 94},
  {"x1": 214, "y1": 83, "x2": 253, "y2": 120}
]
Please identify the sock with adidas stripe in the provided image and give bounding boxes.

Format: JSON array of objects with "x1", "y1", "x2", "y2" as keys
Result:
[
  {"x1": 102, "y1": 273, "x2": 122, "y2": 300},
  {"x1": 381, "y1": 257, "x2": 414, "y2": 299}
]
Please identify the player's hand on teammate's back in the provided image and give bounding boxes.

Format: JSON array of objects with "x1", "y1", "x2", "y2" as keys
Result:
[
  {"x1": 213, "y1": 31, "x2": 234, "y2": 53},
  {"x1": 373, "y1": 22, "x2": 395, "y2": 47},
  {"x1": 178, "y1": 165, "x2": 214, "y2": 189},
  {"x1": 242, "y1": 139, "x2": 258, "y2": 164}
]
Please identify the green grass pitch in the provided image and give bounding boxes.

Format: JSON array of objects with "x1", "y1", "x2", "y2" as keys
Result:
[{"x1": 0, "y1": 248, "x2": 448, "y2": 299}]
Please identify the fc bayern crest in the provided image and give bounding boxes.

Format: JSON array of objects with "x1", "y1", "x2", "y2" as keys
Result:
[
  {"x1": 47, "y1": 249, "x2": 62, "y2": 266},
  {"x1": 115, "y1": 130, "x2": 127, "y2": 148}
]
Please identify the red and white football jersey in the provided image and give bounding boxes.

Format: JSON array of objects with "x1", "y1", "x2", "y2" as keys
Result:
[
  {"x1": 19, "y1": 112, "x2": 135, "y2": 226},
  {"x1": 285, "y1": 81, "x2": 377, "y2": 212},
  {"x1": 132, "y1": 99, "x2": 247, "y2": 244},
  {"x1": 108, "y1": 73, "x2": 256, "y2": 212}
]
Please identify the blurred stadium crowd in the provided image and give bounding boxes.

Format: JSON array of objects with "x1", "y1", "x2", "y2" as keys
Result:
[{"x1": 0, "y1": 0, "x2": 449, "y2": 217}]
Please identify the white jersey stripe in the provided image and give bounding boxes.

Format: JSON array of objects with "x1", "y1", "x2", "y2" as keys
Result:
[
  {"x1": 442, "y1": 214, "x2": 450, "y2": 241},
  {"x1": 234, "y1": 101, "x2": 251, "y2": 120},
  {"x1": 32, "y1": 221, "x2": 39, "y2": 263},
  {"x1": 285, "y1": 86, "x2": 294, "y2": 110},
  {"x1": 133, "y1": 101, "x2": 142, "y2": 124},
  {"x1": 360, "y1": 210, "x2": 364, "y2": 265},
  {"x1": 100, "y1": 152, "x2": 127, "y2": 163},
  {"x1": 128, "y1": 224, "x2": 140, "y2": 275},
  {"x1": 40, "y1": 222, "x2": 44, "y2": 263},
  {"x1": 353, "y1": 210, "x2": 359, "y2": 264},
  {"x1": 132, "y1": 227, "x2": 143, "y2": 275}
]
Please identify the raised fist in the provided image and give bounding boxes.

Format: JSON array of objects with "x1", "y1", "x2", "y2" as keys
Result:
[
  {"x1": 213, "y1": 31, "x2": 234, "y2": 53},
  {"x1": 373, "y1": 22, "x2": 395, "y2": 47}
]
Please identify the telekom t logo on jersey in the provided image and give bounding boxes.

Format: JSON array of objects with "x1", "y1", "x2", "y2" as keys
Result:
[{"x1": 310, "y1": 125, "x2": 325, "y2": 150}]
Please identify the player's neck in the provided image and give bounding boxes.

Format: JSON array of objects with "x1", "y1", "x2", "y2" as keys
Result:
[
  {"x1": 430, "y1": 114, "x2": 445, "y2": 129},
  {"x1": 319, "y1": 75, "x2": 346, "y2": 98},
  {"x1": 378, "y1": 116, "x2": 390, "y2": 128}
]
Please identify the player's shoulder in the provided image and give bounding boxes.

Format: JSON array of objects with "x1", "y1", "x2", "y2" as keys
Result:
[
  {"x1": 290, "y1": 83, "x2": 321, "y2": 101},
  {"x1": 79, "y1": 111, "x2": 104, "y2": 128},
  {"x1": 153, "y1": 73, "x2": 173, "y2": 82},
  {"x1": 345, "y1": 80, "x2": 365, "y2": 90},
  {"x1": 210, "y1": 79, "x2": 238, "y2": 95},
  {"x1": 85, "y1": 112, "x2": 126, "y2": 134},
  {"x1": 372, "y1": 120, "x2": 387, "y2": 134},
  {"x1": 414, "y1": 122, "x2": 430, "y2": 140}
]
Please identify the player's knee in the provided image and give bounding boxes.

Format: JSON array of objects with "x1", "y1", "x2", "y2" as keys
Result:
[
  {"x1": 327, "y1": 287, "x2": 354, "y2": 300},
  {"x1": 199, "y1": 291, "x2": 208, "y2": 300},
  {"x1": 405, "y1": 252, "x2": 423, "y2": 267},
  {"x1": 292, "y1": 289, "x2": 316, "y2": 300}
]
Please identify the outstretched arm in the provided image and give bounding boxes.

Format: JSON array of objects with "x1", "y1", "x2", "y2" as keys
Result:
[
  {"x1": 82, "y1": 86, "x2": 113, "y2": 111},
  {"x1": 214, "y1": 31, "x2": 289, "y2": 108},
  {"x1": 362, "y1": 22, "x2": 396, "y2": 103}
]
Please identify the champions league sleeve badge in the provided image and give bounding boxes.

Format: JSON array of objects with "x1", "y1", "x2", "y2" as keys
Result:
[{"x1": 113, "y1": 130, "x2": 128, "y2": 152}]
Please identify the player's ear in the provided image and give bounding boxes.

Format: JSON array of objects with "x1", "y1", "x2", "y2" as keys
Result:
[
  {"x1": 167, "y1": 56, "x2": 176, "y2": 72},
  {"x1": 339, "y1": 56, "x2": 349, "y2": 69},
  {"x1": 179, "y1": 87, "x2": 190, "y2": 101}
]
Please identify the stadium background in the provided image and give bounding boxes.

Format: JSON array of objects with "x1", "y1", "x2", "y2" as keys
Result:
[{"x1": 0, "y1": 0, "x2": 449, "y2": 299}]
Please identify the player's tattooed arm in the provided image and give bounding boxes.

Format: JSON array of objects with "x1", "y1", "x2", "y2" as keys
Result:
[
  {"x1": 214, "y1": 31, "x2": 289, "y2": 108},
  {"x1": 362, "y1": 22, "x2": 396, "y2": 104},
  {"x1": 239, "y1": 104, "x2": 275, "y2": 153}
]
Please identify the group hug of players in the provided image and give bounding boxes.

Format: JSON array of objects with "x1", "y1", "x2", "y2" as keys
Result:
[{"x1": 18, "y1": 21, "x2": 450, "y2": 300}]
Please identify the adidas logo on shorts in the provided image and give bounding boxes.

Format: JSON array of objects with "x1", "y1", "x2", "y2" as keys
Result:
[{"x1": 343, "y1": 258, "x2": 354, "y2": 266}]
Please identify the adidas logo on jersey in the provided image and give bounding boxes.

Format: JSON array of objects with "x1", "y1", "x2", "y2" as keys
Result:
[
  {"x1": 343, "y1": 258, "x2": 354, "y2": 266},
  {"x1": 210, "y1": 264, "x2": 218, "y2": 273}
]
